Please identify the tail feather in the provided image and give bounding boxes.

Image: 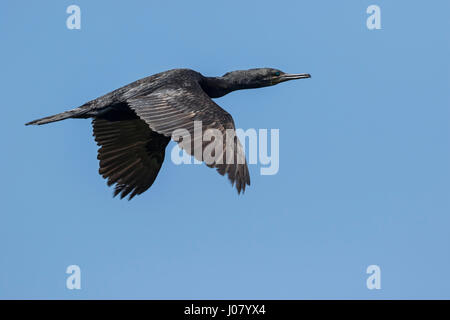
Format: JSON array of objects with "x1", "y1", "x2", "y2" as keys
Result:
[{"x1": 25, "y1": 106, "x2": 90, "y2": 126}]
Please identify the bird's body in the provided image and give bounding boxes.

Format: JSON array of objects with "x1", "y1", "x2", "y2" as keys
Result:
[{"x1": 26, "y1": 68, "x2": 310, "y2": 199}]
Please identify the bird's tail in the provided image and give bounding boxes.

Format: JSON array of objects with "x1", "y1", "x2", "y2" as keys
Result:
[{"x1": 25, "y1": 106, "x2": 90, "y2": 126}]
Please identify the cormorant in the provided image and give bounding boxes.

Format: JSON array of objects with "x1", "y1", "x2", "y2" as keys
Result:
[{"x1": 26, "y1": 68, "x2": 310, "y2": 199}]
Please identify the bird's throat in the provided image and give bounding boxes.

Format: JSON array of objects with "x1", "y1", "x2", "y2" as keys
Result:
[{"x1": 200, "y1": 76, "x2": 242, "y2": 98}]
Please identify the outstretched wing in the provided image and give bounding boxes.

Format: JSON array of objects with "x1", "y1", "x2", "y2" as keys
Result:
[
  {"x1": 92, "y1": 109, "x2": 170, "y2": 200},
  {"x1": 127, "y1": 82, "x2": 250, "y2": 193}
]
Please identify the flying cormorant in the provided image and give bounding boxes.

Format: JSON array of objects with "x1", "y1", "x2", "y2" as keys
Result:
[{"x1": 26, "y1": 68, "x2": 311, "y2": 199}]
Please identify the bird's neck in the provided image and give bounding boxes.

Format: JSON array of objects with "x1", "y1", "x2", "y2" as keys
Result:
[{"x1": 200, "y1": 76, "x2": 246, "y2": 98}]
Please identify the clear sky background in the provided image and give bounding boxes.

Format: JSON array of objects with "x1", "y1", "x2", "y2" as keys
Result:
[{"x1": 1, "y1": 1, "x2": 449, "y2": 299}]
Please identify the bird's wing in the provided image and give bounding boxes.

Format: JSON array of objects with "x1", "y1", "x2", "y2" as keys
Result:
[
  {"x1": 127, "y1": 83, "x2": 250, "y2": 193},
  {"x1": 92, "y1": 111, "x2": 170, "y2": 200}
]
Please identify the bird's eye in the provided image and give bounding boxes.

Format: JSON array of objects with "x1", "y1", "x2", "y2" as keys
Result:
[{"x1": 274, "y1": 72, "x2": 281, "y2": 76}]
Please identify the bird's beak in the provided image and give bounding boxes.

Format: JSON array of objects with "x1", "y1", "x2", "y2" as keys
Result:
[{"x1": 279, "y1": 73, "x2": 311, "y2": 82}]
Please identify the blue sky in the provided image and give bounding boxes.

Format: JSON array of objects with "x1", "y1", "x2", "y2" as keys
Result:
[{"x1": 1, "y1": 1, "x2": 449, "y2": 299}]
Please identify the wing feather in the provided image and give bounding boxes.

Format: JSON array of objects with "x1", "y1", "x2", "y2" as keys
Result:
[
  {"x1": 93, "y1": 114, "x2": 170, "y2": 200},
  {"x1": 127, "y1": 82, "x2": 250, "y2": 193}
]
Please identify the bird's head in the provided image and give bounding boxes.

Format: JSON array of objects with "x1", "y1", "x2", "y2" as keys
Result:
[{"x1": 222, "y1": 68, "x2": 311, "y2": 89}]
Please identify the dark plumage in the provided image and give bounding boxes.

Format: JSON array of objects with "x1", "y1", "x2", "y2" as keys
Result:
[{"x1": 26, "y1": 68, "x2": 310, "y2": 199}]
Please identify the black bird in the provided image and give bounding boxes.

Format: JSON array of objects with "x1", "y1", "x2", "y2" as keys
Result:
[{"x1": 26, "y1": 68, "x2": 310, "y2": 199}]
